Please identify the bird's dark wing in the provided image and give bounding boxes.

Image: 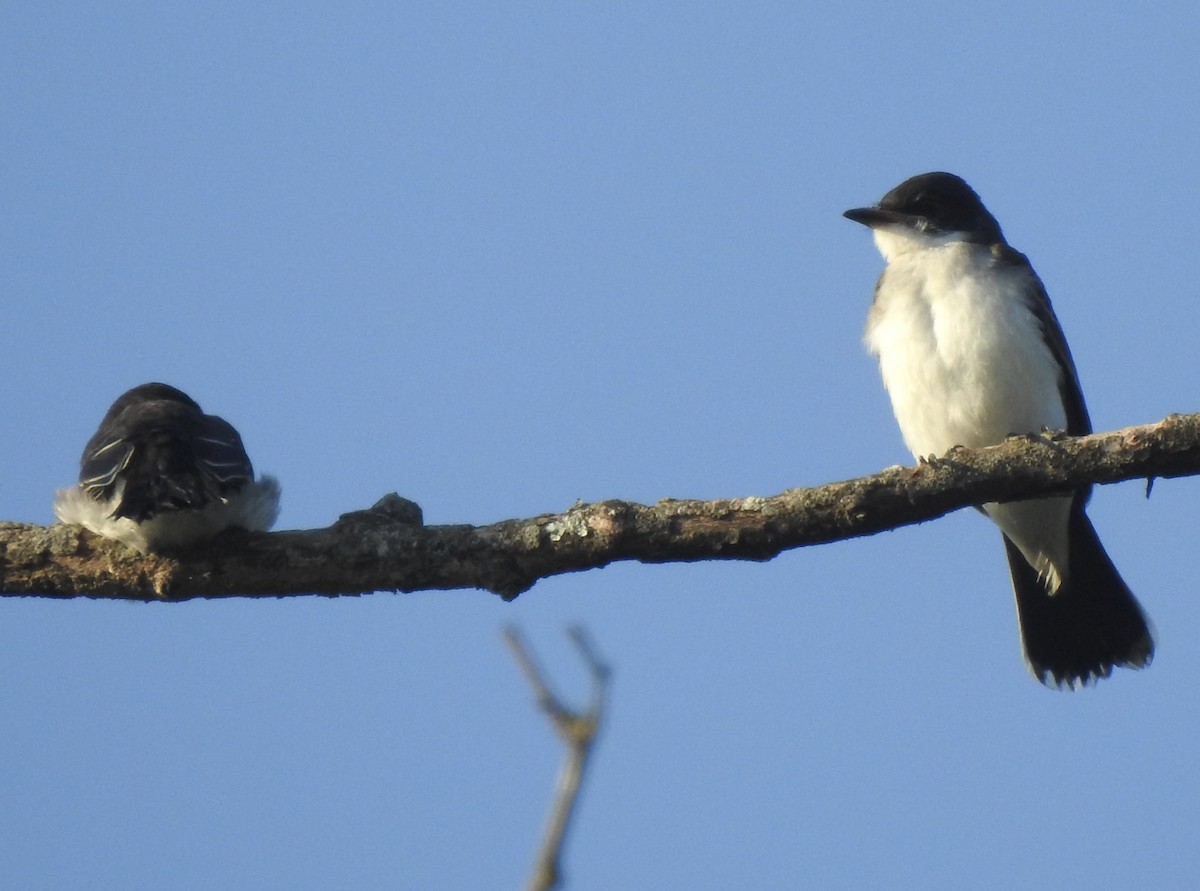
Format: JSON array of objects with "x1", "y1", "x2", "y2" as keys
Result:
[
  {"x1": 192, "y1": 415, "x2": 255, "y2": 489},
  {"x1": 79, "y1": 436, "x2": 136, "y2": 500},
  {"x1": 996, "y1": 245, "x2": 1091, "y2": 436}
]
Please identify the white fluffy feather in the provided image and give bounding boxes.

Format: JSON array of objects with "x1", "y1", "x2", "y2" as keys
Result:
[
  {"x1": 864, "y1": 226, "x2": 1071, "y2": 590},
  {"x1": 54, "y1": 476, "x2": 281, "y2": 554}
]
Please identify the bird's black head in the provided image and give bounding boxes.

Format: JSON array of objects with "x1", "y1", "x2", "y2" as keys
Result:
[
  {"x1": 99, "y1": 382, "x2": 202, "y2": 424},
  {"x1": 844, "y1": 172, "x2": 1004, "y2": 245}
]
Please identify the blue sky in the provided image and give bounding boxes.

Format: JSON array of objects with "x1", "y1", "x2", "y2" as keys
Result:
[{"x1": 3, "y1": 3, "x2": 1199, "y2": 889}]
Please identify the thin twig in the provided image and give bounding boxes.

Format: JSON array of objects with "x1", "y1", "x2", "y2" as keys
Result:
[{"x1": 504, "y1": 626, "x2": 610, "y2": 891}]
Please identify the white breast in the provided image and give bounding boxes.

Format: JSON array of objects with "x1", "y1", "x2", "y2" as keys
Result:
[
  {"x1": 863, "y1": 236, "x2": 1066, "y2": 459},
  {"x1": 862, "y1": 231, "x2": 1073, "y2": 588}
]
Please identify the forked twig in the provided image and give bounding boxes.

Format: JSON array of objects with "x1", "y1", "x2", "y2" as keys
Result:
[{"x1": 504, "y1": 626, "x2": 611, "y2": 891}]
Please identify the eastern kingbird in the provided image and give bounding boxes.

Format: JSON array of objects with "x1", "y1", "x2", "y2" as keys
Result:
[
  {"x1": 54, "y1": 382, "x2": 281, "y2": 553},
  {"x1": 843, "y1": 171, "x2": 1153, "y2": 687}
]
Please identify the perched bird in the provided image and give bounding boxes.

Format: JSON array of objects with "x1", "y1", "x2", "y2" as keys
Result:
[
  {"x1": 54, "y1": 382, "x2": 280, "y2": 553},
  {"x1": 843, "y1": 171, "x2": 1153, "y2": 687}
]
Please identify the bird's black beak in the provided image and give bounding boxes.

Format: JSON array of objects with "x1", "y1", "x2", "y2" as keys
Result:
[{"x1": 843, "y1": 206, "x2": 917, "y2": 229}]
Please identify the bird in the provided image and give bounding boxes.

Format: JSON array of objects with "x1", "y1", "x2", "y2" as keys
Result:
[
  {"x1": 54, "y1": 382, "x2": 280, "y2": 553},
  {"x1": 843, "y1": 171, "x2": 1153, "y2": 687}
]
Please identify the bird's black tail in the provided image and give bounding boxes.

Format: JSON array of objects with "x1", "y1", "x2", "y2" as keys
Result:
[{"x1": 1005, "y1": 501, "x2": 1153, "y2": 689}]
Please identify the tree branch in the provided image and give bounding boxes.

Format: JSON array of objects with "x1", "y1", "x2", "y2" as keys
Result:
[{"x1": 3, "y1": 413, "x2": 1198, "y2": 601}]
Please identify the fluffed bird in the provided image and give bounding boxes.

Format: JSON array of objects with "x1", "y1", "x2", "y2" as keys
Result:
[
  {"x1": 844, "y1": 171, "x2": 1153, "y2": 687},
  {"x1": 55, "y1": 382, "x2": 280, "y2": 553}
]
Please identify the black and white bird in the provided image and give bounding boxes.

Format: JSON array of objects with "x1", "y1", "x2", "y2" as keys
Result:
[
  {"x1": 843, "y1": 171, "x2": 1153, "y2": 687},
  {"x1": 54, "y1": 382, "x2": 280, "y2": 553}
]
